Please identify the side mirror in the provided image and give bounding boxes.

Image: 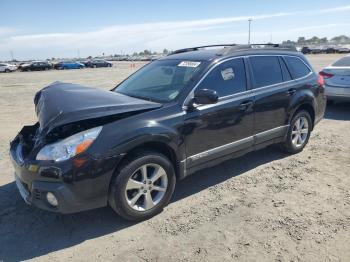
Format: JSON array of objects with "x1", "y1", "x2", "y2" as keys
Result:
[{"x1": 192, "y1": 89, "x2": 219, "y2": 105}]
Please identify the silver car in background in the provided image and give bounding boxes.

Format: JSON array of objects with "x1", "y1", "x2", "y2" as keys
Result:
[
  {"x1": 0, "y1": 63, "x2": 17, "y2": 73},
  {"x1": 320, "y1": 55, "x2": 350, "y2": 103}
]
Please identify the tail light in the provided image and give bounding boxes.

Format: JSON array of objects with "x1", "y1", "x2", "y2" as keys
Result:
[
  {"x1": 317, "y1": 74, "x2": 325, "y2": 87},
  {"x1": 319, "y1": 71, "x2": 334, "y2": 79}
]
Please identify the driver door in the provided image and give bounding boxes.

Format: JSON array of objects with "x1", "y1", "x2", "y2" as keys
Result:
[{"x1": 183, "y1": 58, "x2": 255, "y2": 169}]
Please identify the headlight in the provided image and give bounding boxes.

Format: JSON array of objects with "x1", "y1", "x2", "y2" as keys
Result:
[{"x1": 36, "y1": 126, "x2": 102, "y2": 162}]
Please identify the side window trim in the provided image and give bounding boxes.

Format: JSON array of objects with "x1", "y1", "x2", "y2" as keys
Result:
[
  {"x1": 183, "y1": 56, "x2": 248, "y2": 107},
  {"x1": 182, "y1": 54, "x2": 313, "y2": 109},
  {"x1": 247, "y1": 55, "x2": 313, "y2": 90},
  {"x1": 248, "y1": 55, "x2": 284, "y2": 89},
  {"x1": 283, "y1": 55, "x2": 313, "y2": 80},
  {"x1": 278, "y1": 56, "x2": 292, "y2": 82}
]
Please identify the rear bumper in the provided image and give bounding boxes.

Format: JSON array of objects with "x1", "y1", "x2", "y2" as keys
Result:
[
  {"x1": 10, "y1": 125, "x2": 122, "y2": 214},
  {"x1": 325, "y1": 85, "x2": 350, "y2": 101}
]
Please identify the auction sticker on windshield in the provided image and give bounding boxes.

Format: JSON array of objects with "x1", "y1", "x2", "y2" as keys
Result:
[{"x1": 178, "y1": 61, "x2": 201, "y2": 67}]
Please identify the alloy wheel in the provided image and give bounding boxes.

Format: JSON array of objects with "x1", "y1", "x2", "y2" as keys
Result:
[
  {"x1": 291, "y1": 116, "x2": 309, "y2": 148},
  {"x1": 125, "y1": 164, "x2": 168, "y2": 211}
]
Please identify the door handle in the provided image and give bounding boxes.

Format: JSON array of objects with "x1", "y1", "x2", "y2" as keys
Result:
[
  {"x1": 286, "y1": 88, "x2": 296, "y2": 96},
  {"x1": 239, "y1": 101, "x2": 254, "y2": 111}
]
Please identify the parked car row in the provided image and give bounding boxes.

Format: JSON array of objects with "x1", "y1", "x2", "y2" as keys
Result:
[
  {"x1": 301, "y1": 46, "x2": 350, "y2": 54},
  {"x1": 0, "y1": 59, "x2": 113, "y2": 72}
]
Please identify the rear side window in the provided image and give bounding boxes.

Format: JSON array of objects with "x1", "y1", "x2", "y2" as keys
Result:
[
  {"x1": 284, "y1": 56, "x2": 311, "y2": 79},
  {"x1": 197, "y1": 58, "x2": 247, "y2": 97},
  {"x1": 249, "y1": 56, "x2": 283, "y2": 88},
  {"x1": 332, "y1": 57, "x2": 350, "y2": 67}
]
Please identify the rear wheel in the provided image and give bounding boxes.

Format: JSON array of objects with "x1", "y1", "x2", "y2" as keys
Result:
[
  {"x1": 109, "y1": 151, "x2": 176, "y2": 221},
  {"x1": 93, "y1": 65, "x2": 97, "y2": 68},
  {"x1": 281, "y1": 110, "x2": 312, "y2": 154},
  {"x1": 5, "y1": 69, "x2": 10, "y2": 73},
  {"x1": 327, "y1": 100, "x2": 334, "y2": 106}
]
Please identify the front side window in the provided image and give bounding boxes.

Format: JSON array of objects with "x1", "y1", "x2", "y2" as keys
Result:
[
  {"x1": 196, "y1": 58, "x2": 247, "y2": 97},
  {"x1": 250, "y1": 56, "x2": 283, "y2": 88},
  {"x1": 284, "y1": 56, "x2": 311, "y2": 79},
  {"x1": 116, "y1": 59, "x2": 206, "y2": 102}
]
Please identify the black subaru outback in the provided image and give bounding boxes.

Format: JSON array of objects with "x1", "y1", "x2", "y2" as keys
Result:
[{"x1": 10, "y1": 44, "x2": 326, "y2": 221}]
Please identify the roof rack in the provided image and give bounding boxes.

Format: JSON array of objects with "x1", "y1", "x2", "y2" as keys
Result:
[
  {"x1": 218, "y1": 44, "x2": 297, "y2": 55},
  {"x1": 169, "y1": 44, "x2": 237, "y2": 55},
  {"x1": 169, "y1": 43, "x2": 297, "y2": 56}
]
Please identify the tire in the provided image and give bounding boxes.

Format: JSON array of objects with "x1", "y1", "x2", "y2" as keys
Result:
[
  {"x1": 5, "y1": 69, "x2": 10, "y2": 73},
  {"x1": 327, "y1": 100, "x2": 334, "y2": 106},
  {"x1": 280, "y1": 110, "x2": 312, "y2": 154},
  {"x1": 109, "y1": 151, "x2": 176, "y2": 221},
  {"x1": 93, "y1": 65, "x2": 97, "y2": 68}
]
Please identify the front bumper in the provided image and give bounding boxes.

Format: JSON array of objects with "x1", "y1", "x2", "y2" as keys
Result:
[{"x1": 10, "y1": 125, "x2": 122, "y2": 214}]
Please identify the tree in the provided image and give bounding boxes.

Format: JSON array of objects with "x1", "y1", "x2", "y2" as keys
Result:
[
  {"x1": 163, "y1": 48, "x2": 169, "y2": 54},
  {"x1": 297, "y1": 37, "x2": 306, "y2": 45}
]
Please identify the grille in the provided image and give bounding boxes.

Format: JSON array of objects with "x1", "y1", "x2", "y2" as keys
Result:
[{"x1": 33, "y1": 189, "x2": 42, "y2": 200}]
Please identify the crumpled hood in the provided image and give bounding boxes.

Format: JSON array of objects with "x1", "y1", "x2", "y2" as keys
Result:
[{"x1": 34, "y1": 82, "x2": 162, "y2": 132}]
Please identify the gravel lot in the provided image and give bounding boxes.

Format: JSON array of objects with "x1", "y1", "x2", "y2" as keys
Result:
[{"x1": 0, "y1": 55, "x2": 349, "y2": 262}]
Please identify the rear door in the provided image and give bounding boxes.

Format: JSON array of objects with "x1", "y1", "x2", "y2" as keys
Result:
[
  {"x1": 184, "y1": 58, "x2": 255, "y2": 168},
  {"x1": 248, "y1": 55, "x2": 294, "y2": 144}
]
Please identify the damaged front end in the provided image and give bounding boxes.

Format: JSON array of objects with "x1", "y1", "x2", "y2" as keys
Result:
[
  {"x1": 10, "y1": 120, "x2": 123, "y2": 213},
  {"x1": 10, "y1": 82, "x2": 162, "y2": 213}
]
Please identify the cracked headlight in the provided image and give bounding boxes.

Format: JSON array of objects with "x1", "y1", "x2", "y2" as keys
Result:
[{"x1": 36, "y1": 126, "x2": 102, "y2": 162}]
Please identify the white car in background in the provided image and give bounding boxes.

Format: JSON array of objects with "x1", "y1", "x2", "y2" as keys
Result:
[
  {"x1": 0, "y1": 63, "x2": 17, "y2": 73},
  {"x1": 320, "y1": 55, "x2": 350, "y2": 103}
]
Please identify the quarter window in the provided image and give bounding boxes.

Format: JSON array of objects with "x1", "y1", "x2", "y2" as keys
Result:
[
  {"x1": 197, "y1": 58, "x2": 247, "y2": 97},
  {"x1": 249, "y1": 56, "x2": 283, "y2": 88},
  {"x1": 284, "y1": 56, "x2": 311, "y2": 79}
]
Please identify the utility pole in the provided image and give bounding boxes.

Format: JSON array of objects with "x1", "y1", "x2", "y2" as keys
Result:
[
  {"x1": 77, "y1": 49, "x2": 80, "y2": 58},
  {"x1": 10, "y1": 50, "x2": 14, "y2": 61},
  {"x1": 248, "y1": 18, "x2": 252, "y2": 45}
]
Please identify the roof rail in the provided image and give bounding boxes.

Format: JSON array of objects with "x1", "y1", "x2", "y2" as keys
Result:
[
  {"x1": 169, "y1": 44, "x2": 236, "y2": 55},
  {"x1": 169, "y1": 43, "x2": 297, "y2": 56},
  {"x1": 219, "y1": 43, "x2": 297, "y2": 53}
]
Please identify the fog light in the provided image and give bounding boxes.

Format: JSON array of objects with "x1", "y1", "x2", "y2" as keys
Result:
[{"x1": 46, "y1": 192, "x2": 58, "y2": 207}]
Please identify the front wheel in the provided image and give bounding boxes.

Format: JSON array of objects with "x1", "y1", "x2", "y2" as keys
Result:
[
  {"x1": 281, "y1": 110, "x2": 312, "y2": 154},
  {"x1": 109, "y1": 151, "x2": 176, "y2": 221}
]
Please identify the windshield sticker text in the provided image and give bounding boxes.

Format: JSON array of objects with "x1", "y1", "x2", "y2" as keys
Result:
[{"x1": 178, "y1": 61, "x2": 201, "y2": 68}]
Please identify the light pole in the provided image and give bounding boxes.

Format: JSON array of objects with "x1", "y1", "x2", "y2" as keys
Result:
[{"x1": 248, "y1": 18, "x2": 252, "y2": 45}]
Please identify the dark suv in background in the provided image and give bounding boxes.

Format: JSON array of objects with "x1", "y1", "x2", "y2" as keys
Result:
[
  {"x1": 10, "y1": 44, "x2": 326, "y2": 221},
  {"x1": 19, "y1": 61, "x2": 52, "y2": 71}
]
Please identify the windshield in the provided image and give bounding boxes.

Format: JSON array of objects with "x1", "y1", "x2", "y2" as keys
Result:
[
  {"x1": 115, "y1": 59, "x2": 206, "y2": 102},
  {"x1": 332, "y1": 56, "x2": 350, "y2": 67}
]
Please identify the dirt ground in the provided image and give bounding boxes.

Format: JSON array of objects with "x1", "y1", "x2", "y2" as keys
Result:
[{"x1": 0, "y1": 55, "x2": 349, "y2": 262}]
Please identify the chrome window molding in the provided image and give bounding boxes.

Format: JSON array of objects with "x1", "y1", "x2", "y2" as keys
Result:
[{"x1": 182, "y1": 54, "x2": 314, "y2": 110}]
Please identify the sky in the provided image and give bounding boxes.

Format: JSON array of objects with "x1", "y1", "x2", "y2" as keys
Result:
[{"x1": 0, "y1": 0, "x2": 350, "y2": 60}]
